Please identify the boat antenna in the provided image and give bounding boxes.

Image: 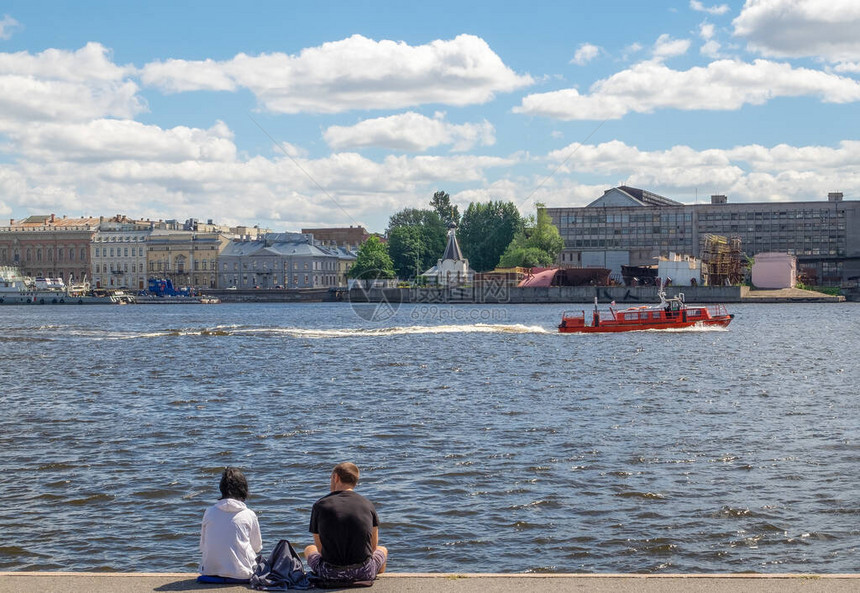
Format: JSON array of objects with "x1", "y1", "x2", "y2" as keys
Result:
[{"x1": 657, "y1": 277, "x2": 667, "y2": 307}]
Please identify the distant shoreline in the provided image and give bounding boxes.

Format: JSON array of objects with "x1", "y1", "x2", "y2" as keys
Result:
[{"x1": 202, "y1": 285, "x2": 850, "y2": 304}]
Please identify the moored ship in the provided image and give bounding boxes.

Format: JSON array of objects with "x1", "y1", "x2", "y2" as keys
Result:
[{"x1": 0, "y1": 267, "x2": 132, "y2": 304}]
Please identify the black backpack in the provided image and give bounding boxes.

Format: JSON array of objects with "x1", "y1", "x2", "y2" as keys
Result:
[{"x1": 250, "y1": 539, "x2": 312, "y2": 590}]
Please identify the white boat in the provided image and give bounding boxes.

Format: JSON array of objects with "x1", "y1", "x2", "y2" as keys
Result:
[{"x1": 0, "y1": 267, "x2": 130, "y2": 305}]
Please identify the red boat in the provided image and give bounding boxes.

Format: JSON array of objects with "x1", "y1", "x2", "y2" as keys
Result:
[{"x1": 558, "y1": 287, "x2": 733, "y2": 333}]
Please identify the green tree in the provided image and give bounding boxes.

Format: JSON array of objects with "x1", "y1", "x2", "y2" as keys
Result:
[
  {"x1": 348, "y1": 236, "x2": 395, "y2": 281},
  {"x1": 388, "y1": 208, "x2": 437, "y2": 229},
  {"x1": 496, "y1": 203, "x2": 564, "y2": 268},
  {"x1": 458, "y1": 200, "x2": 524, "y2": 272},
  {"x1": 498, "y1": 245, "x2": 554, "y2": 268},
  {"x1": 386, "y1": 208, "x2": 447, "y2": 279},
  {"x1": 530, "y1": 204, "x2": 565, "y2": 258},
  {"x1": 387, "y1": 225, "x2": 424, "y2": 280},
  {"x1": 430, "y1": 190, "x2": 460, "y2": 226}
]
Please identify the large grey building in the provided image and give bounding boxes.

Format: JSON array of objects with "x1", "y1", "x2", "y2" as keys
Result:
[
  {"x1": 545, "y1": 186, "x2": 860, "y2": 285},
  {"x1": 218, "y1": 233, "x2": 346, "y2": 289}
]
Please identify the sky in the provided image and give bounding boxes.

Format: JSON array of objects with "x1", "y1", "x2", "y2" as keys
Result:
[{"x1": 2, "y1": 0, "x2": 860, "y2": 233}]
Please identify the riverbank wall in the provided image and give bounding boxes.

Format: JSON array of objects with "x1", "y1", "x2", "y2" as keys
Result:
[
  {"x1": 342, "y1": 285, "x2": 844, "y2": 305},
  {"x1": 1, "y1": 572, "x2": 858, "y2": 593},
  {"x1": 202, "y1": 285, "x2": 846, "y2": 305}
]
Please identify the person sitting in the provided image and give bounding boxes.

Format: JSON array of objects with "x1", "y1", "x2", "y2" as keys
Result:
[
  {"x1": 198, "y1": 467, "x2": 263, "y2": 583},
  {"x1": 304, "y1": 462, "x2": 388, "y2": 584}
]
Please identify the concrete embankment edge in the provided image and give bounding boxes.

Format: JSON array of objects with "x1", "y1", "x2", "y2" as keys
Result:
[
  {"x1": 341, "y1": 285, "x2": 847, "y2": 304},
  {"x1": 1, "y1": 573, "x2": 858, "y2": 593}
]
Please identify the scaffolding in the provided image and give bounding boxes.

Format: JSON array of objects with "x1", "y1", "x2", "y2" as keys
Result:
[{"x1": 701, "y1": 234, "x2": 744, "y2": 286}]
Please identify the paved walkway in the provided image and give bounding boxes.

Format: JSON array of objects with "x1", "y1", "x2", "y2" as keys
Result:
[
  {"x1": 0, "y1": 573, "x2": 858, "y2": 593},
  {"x1": 740, "y1": 287, "x2": 843, "y2": 301}
]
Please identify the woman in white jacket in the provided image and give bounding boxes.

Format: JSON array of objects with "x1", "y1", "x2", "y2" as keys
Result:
[{"x1": 199, "y1": 467, "x2": 263, "y2": 582}]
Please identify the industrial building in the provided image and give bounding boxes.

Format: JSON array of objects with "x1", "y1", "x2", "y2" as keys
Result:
[{"x1": 545, "y1": 186, "x2": 860, "y2": 285}]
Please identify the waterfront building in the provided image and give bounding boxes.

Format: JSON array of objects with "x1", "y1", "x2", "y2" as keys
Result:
[
  {"x1": 422, "y1": 222, "x2": 473, "y2": 285},
  {"x1": 545, "y1": 186, "x2": 860, "y2": 285},
  {"x1": 301, "y1": 226, "x2": 369, "y2": 249},
  {"x1": 0, "y1": 214, "x2": 99, "y2": 284},
  {"x1": 147, "y1": 230, "x2": 232, "y2": 290},
  {"x1": 318, "y1": 243, "x2": 357, "y2": 287},
  {"x1": 218, "y1": 233, "x2": 343, "y2": 289},
  {"x1": 91, "y1": 216, "x2": 152, "y2": 290}
]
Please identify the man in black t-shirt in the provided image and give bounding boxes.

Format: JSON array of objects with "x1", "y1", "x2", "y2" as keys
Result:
[{"x1": 304, "y1": 462, "x2": 388, "y2": 582}]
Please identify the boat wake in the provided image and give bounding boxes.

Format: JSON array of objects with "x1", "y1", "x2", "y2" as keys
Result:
[{"x1": 79, "y1": 323, "x2": 553, "y2": 340}]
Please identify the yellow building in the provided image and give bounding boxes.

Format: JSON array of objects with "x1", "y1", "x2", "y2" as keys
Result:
[{"x1": 147, "y1": 231, "x2": 231, "y2": 289}]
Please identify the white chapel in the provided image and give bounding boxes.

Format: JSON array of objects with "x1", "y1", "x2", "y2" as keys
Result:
[{"x1": 422, "y1": 222, "x2": 473, "y2": 286}]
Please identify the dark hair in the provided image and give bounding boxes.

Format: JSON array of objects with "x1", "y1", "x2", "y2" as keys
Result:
[
  {"x1": 219, "y1": 467, "x2": 249, "y2": 501},
  {"x1": 332, "y1": 462, "x2": 360, "y2": 486}
]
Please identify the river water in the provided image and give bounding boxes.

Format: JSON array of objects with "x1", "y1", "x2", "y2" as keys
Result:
[{"x1": 0, "y1": 301, "x2": 858, "y2": 574}]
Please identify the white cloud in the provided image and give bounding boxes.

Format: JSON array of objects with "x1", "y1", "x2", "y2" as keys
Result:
[
  {"x1": 653, "y1": 34, "x2": 691, "y2": 60},
  {"x1": 7, "y1": 120, "x2": 236, "y2": 163},
  {"x1": 621, "y1": 43, "x2": 644, "y2": 63},
  {"x1": 138, "y1": 58, "x2": 236, "y2": 93},
  {"x1": 0, "y1": 43, "x2": 143, "y2": 126},
  {"x1": 700, "y1": 40, "x2": 722, "y2": 58},
  {"x1": 323, "y1": 112, "x2": 495, "y2": 152},
  {"x1": 141, "y1": 34, "x2": 533, "y2": 114},
  {"x1": 734, "y1": 0, "x2": 860, "y2": 61},
  {"x1": 834, "y1": 62, "x2": 860, "y2": 73},
  {"x1": 515, "y1": 59, "x2": 860, "y2": 120},
  {"x1": 541, "y1": 139, "x2": 860, "y2": 203},
  {"x1": 0, "y1": 14, "x2": 21, "y2": 40},
  {"x1": 0, "y1": 137, "x2": 518, "y2": 232},
  {"x1": 571, "y1": 43, "x2": 601, "y2": 66},
  {"x1": 698, "y1": 22, "x2": 724, "y2": 57},
  {"x1": 690, "y1": 1, "x2": 730, "y2": 16},
  {"x1": 0, "y1": 42, "x2": 132, "y2": 82},
  {"x1": 276, "y1": 141, "x2": 308, "y2": 159}
]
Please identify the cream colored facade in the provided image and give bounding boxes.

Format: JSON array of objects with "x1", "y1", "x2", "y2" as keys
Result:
[
  {"x1": 147, "y1": 231, "x2": 231, "y2": 289},
  {"x1": 92, "y1": 218, "x2": 152, "y2": 290}
]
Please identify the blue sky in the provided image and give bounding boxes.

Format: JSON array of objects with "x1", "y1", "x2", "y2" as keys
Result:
[{"x1": 2, "y1": 0, "x2": 859, "y2": 232}]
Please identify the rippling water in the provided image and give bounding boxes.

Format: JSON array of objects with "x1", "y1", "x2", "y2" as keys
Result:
[{"x1": 1, "y1": 302, "x2": 858, "y2": 573}]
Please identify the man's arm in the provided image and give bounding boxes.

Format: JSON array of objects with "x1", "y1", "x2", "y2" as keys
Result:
[
  {"x1": 313, "y1": 532, "x2": 324, "y2": 555},
  {"x1": 370, "y1": 526, "x2": 379, "y2": 550}
]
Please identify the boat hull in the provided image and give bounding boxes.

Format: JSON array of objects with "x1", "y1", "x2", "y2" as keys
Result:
[
  {"x1": 559, "y1": 315, "x2": 733, "y2": 333},
  {"x1": 0, "y1": 291, "x2": 119, "y2": 305}
]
